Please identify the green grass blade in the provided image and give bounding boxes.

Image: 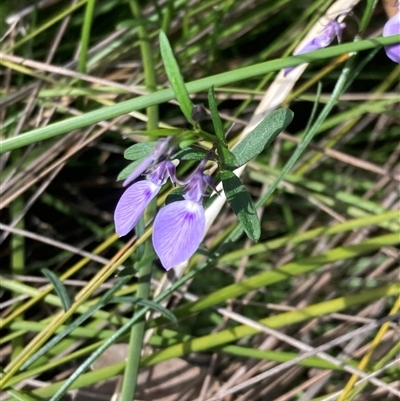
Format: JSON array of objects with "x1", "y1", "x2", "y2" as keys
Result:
[
  {"x1": 1, "y1": 36, "x2": 398, "y2": 154},
  {"x1": 159, "y1": 30, "x2": 194, "y2": 124},
  {"x1": 41, "y1": 269, "x2": 72, "y2": 313}
]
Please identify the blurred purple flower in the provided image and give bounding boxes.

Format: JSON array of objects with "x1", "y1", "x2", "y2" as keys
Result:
[
  {"x1": 383, "y1": 9, "x2": 400, "y2": 63},
  {"x1": 114, "y1": 160, "x2": 176, "y2": 236},
  {"x1": 152, "y1": 158, "x2": 213, "y2": 270},
  {"x1": 284, "y1": 19, "x2": 346, "y2": 76}
]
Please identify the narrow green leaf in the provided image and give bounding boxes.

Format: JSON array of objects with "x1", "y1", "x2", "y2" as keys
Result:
[
  {"x1": 124, "y1": 142, "x2": 157, "y2": 160},
  {"x1": 130, "y1": 128, "x2": 182, "y2": 137},
  {"x1": 78, "y1": 0, "x2": 96, "y2": 75},
  {"x1": 159, "y1": 31, "x2": 194, "y2": 124},
  {"x1": 221, "y1": 170, "x2": 260, "y2": 241},
  {"x1": 41, "y1": 269, "x2": 71, "y2": 312},
  {"x1": 117, "y1": 159, "x2": 145, "y2": 181},
  {"x1": 222, "y1": 345, "x2": 347, "y2": 370},
  {"x1": 133, "y1": 253, "x2": 158, "y2": 271},
  {"x1": 173, "y1": 147, "x2": 206, "y2": 161},
  {"x1": 178, "y1": 138, "x2": 197, "y2": 149},
  {"x1": 217, "y1": 144, "x2": 237, "y2": 167},
  {"x1": 6, "y1": 389, "x2": 38, "y2": 401},
  {"x1": 143, "y1": 284, "x2": 400, "y2": 367},
  {"x1": 20, "y1": 277, "x2": 130, "y2": 371},
  {"x1": 231, "y1": 108, "x2": 294, "y2": 168},
  {"x1": 208, "y1": 86, "x2": 226, "y2": 144},
  {"x1": 2, "y1": 36, "x2": 398, "y2": 154},
  {"x1": 116, "y1": 18, "x2": 150, "y2": 29},
  {"x1": 111, "y1": 297, "x2": 177, "y2": 322},
  {"x1": 165, "y1": 187, "x2": 185, "y2": 204},
  {"x1": 116, "y1": 265, "x2": 138, "y2": 277}
]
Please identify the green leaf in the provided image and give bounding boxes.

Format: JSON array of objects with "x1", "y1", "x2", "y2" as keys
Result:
[
  {"x1": 111, "y1": 297, "x2": 177, "y2": 322},
  {"x1": 20, "y1": 277, "x2": 130, "y2": 371},
  {"x1": 217, "y1": 144, "x2": 237, "y2": 167},
  {"x1": 117, "y1": 159, "x2": 145, "y2": 181},
  {"x1": 6, "y1": 389, "x2": 38, "y2": 401},
  {"x1": 130, "y1": 128, "x2": 182, "y2": 137},
  {"x1": 231, "y1": 108, "x2": 294, "y2": 168},
  {"x1": 41, "y1": 268, "x2": 71, "y2": 312},
  {"x1": 208, "y1": 86, "x2": 226, "y2": 144},
  {"x1": 116, "y1": 18, "x2": 150, "y2": 29},
  {"x1": 165, "y1": 187, "x2": 185, "y2": 204},
  {"x1": 134, "y1": 253, "x2": 158, "y2": 271},
  {"x1": 178, "y1": 138, "x2": 197, "y2": 149},
  {"x1": 116, "y1": 265, "x2": 138, "y2": 277},
  {"x1": 124, "y1": 142, "x2": 157, "y2": 160},
  {"x1": 221, "y1": 170, "x2": 260, "y2": 241},
  {"x1": 159, "y1": 31, "x2": 194, "y2": 124},
  {"x1": 172, "y1": 147, "x2": 206, "y2": 161}
]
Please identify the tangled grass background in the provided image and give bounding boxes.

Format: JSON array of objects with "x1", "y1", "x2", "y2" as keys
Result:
[{"x1": 1, "y1": 0, "x2": 399, "y2": 400}]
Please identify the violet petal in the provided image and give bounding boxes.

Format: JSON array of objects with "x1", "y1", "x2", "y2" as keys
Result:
[
  {"x1": 114, "y1": 180, "x2": 160, "y2": 236},
  {"x1": 295, "y1": 39, "x2": 323, "y2": 55},
  {"x1": 122, "y1": 136, "x2": 173, "y2": 187},
  {"x1": 153, "y1": 136, "x2": 173, "y2": 159},
  {"x1": 152, "y1": 200, "x2": 206, "y2": 270},
  {"x1": 123, "y1": 156, "x2": 154, "y2": 187},
  {"x1": 283, "y1": 41, "x2": 322, "y2": 76},
  {"x1": 334, "y1": 22, "x2": 346, "y2": 44},
  {"x1": 147, "y1": 160, "x2": 177, "y2": 186},
  {"x1": 284, "y1": 19, "x2": 345, "y2": 76},
  {"x1": 383, "y1": 12, "x2": 400, "y2": 63}
]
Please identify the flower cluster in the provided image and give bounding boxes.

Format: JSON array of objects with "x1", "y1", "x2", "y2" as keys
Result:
[
  {"x1": 383, "y1": 6, "x2": 400, "y2": 63},
  {"x1": 114, "y1": 137, "x2": 214, "y2": 270}
]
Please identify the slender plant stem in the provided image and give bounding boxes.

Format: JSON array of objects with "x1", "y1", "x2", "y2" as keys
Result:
[
  {"x1": 78, "y1": 0, "x2": 96, "y2": 75},
  {"x1": 359, "y1": 0, "x2": 379, "y2": 33},
  {"x1": 119, "y1": 3, "x2": 159, "y2": 399},
  {"x1": 10, "y1": 153, "x2": 25, "y2": 359},
  {"x1": 119, "y1": 248, "x2": 153, "y2": 401},
  {"x1": 161, "y1": 0, "x2": 174, "y2": 34},
  {"x1": 1, "y1": 35, "x2": 399, "y2": 154},
  {"x1": 129, "y1": 0, "x2": 158, "y2": 129}
]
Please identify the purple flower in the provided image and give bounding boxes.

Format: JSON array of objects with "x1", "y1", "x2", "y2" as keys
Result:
[
  {"x1": 284, "y1": 19, "x2": 346, "y2": 76},
  {"x1": 115, "y1": 139, "x2": 216, "y2": 270},
  {"x1": 152, "y1": 159, "x2": 213, "y2": 270},
  {"x1": 114, "y1": 160, "x2": 176, "y2": 236},
  {"x1": 383, "y1": 10, "x2": 400, "y2": 63}
]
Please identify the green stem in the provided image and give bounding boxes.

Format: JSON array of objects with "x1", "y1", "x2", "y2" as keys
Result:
[
  {"x1": 129, "y1": 0, "x2": 158, "y2": 130},
  {"x1": 119, "y1": 193, "x2": 157, "y2": 401},
  {"x1": 119, "y1": 253, "x2": 152, "y2": 401},
  {"x1": 1, "y1": 35, "x2": 399, "y2": 154},
  {"x1": 10, "y1": 172, "x2": 25, "y2": 359},
  {"x1": 161, "y1": 0, "x2": 174, "y2": 34},
  {"x1": 120, "y1": 5, "x2": 159, "y2": 399},
  {"x1": 78, "y1": 0, "x2": 96, "y2": 75},
  {"x1": 10, "y1": 32, "x2": 28, "y2": 356},
  {"x1": 359, "y1": 0, "x2": 379, "y2": 33}
]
